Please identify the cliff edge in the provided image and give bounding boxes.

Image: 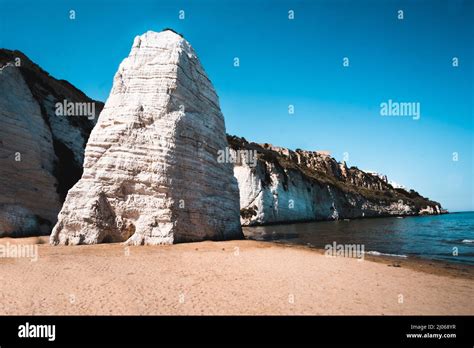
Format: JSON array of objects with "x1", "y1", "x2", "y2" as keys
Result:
[{"x1": 228, "y1": 135, "x2": 443, "y2": 225}]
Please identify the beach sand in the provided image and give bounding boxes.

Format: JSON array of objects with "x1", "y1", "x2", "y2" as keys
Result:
[{"x1": 0, "y1": 237, "x2": 472, "y2": 315}]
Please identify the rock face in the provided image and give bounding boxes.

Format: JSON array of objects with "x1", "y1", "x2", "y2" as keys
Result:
[
  {"x1": 51, "y1": 30, "x2": 243, "y2": 245},
  {"x1": 0, "y1": 50, "x2": 103, "y2": 236},
  {"x1": 228, "y1": 136, "x2": 443, "y2": 226}
]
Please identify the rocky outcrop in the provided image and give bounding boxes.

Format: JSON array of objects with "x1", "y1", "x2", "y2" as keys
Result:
[
  {"x1": 51, "y1": 30, "x2": 243, "y2": 245},
  {"x1": 228, "y1": 136, "x2": 443, "y2": 225},
  {"x1": 0, "y1": 50, "x2": 103, "y2": 236},
  {"x1": 1, "y1": 36, "x2": 445, "y2": 238}
]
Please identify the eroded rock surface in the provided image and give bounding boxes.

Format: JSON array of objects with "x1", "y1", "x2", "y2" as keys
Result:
[
  {"x1": 227, "y1": 136, "x2": 443, "y2": 225},
  {"x1": 51, "y1": 30, "x2": 243, "y2": 245},
  {"x1": 0, "y1": 50, "x2": 103, "y2": 236}
]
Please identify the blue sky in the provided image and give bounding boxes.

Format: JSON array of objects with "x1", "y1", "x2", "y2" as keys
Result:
[{"x1": 1, "y1": 0, "x2": 472, "y2": 211}]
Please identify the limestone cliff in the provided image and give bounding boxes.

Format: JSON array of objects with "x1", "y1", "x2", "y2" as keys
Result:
[
  {"x1": 0, "y1": 49, "x2": 103, "y2": 236},
  {"x1": 228, "y1": 136, "x2": 443, "y2": 225},
  {"x1": 51, "y1": 30, "x2": 243, "y2": 245},
  {"x1": 1, "y1": 40, "x2": 444, "y2": 238}
]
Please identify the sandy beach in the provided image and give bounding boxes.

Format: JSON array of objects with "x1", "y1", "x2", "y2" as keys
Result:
[{"x1": 0, "y1": 237, "x2": 473, "y2": 315}]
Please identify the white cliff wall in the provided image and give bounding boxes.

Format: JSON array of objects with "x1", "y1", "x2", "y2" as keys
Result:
[
  {"x1": 0, "y1": 67, "x2": 61, "y2": 235},
  {"x1": 0, "y1": 49, "x2": 103, "y2": 237},
  {"x1": 229, "y1": 138, "x2": 442, "y2": 226}
]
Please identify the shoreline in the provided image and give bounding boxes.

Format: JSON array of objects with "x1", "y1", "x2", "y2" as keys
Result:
[
  {"x1": 243, "y1": 212, "x2": 474, "y2": 271},
  {"x1": 3, "y1": 235, "x2": 473, "y2": 280},
  {"x1": 0, "y1": 237, "x2": 473, "y2": 315},
  {"x1": 241, "y1": 211, "x2": 449, "y2": 228},
  {"x1": 252, "y1": 240, "x2": 474, "y2": 281}
]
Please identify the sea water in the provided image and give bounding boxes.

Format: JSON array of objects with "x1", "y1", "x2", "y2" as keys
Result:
[{"x1": 244, "y1": 212, "x2": 474, "y2": 265}]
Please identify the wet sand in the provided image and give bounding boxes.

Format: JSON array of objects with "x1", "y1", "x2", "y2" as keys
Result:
[{"x1": 0, "y1": 237, "x2": 472, "y2": 315}]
